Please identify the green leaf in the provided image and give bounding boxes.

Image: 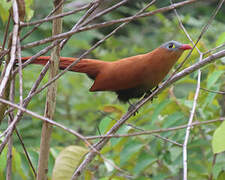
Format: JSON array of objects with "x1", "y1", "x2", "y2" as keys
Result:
[
  {"x1": 133, "y1": 152, "x2": 156, "y2": 175},
  {"x1": 120, "y1": 140, "x2": 143, "y2": 165},
  {"x1": 213, "y1": 162, "x2": 225, "y2": 179},
  {"x1": 0, "y1": 0, "x2": 11, "y2": 22},
  {"x1": 162, "y1": 112, "x2": 184, "y2": 128},
  {"x1": 99, "y1": 116, "x2": 112, "y2": 134},
  {"x1": 52, "y1": 145, "x2": 88, "y2": 180},
  {"x1": 151, "y1": 99, "x2": 170, "y2": 124},
  {"x1": 212, "y1": 121, "x2": 225, "y2": 153},
  {"x1": 217, "y1": 171, "x2": 225, "y2": 180},
  {"x1": 207, "y1": 71, "x2": 223, "y2": 89},
  {"x1": 0, "y1": 146, "x2": 7, "y2": 174},
  {"x1": 110, "y1": 125, "x2": 131, "y2": 146},
  {"x1": 25, "y1": 0, "x2": 34, "y2": 21},
  {"x1": 216, "y1": 32, "x2": 225, "y2": 46}
]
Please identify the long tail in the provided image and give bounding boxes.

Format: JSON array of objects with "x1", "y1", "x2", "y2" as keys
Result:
[{"x1": 21, "y1": 56, "x2": 106, "y2": 79}]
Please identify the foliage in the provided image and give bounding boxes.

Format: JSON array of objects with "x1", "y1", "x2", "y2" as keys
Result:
[{"x1": 0, "y1": 0, "x2": 225, "y2": 179}]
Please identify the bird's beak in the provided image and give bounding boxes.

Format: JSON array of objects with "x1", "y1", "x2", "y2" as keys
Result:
[{"x1": 180, "y1": 44, "x2": 192, "y2": 50}]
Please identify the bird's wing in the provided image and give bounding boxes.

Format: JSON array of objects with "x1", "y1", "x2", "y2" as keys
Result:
[{"x1": 90, "y1": 54, "x2": 154, "y2": 91}]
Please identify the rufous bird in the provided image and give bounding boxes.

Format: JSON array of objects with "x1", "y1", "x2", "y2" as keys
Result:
[{"x1": 21, "y1": 40, "x2": 192, "y2": 104}]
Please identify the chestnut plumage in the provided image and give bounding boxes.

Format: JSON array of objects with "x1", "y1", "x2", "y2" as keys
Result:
[{"x1": 21, "y1": 41, "x2": 192, "y2": 102}]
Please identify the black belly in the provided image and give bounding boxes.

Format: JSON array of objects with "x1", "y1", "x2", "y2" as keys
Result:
[{"x1": 115, "y1": 86, "x2": 152, "y2": 103}]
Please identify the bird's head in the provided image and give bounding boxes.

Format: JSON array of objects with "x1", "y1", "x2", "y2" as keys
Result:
[
  {"x1": 158, "y1": 40, "x2": 192, "y2": 60},
  {"x1": 161, "y1": 40, "x2": 192, "y2": 51}
]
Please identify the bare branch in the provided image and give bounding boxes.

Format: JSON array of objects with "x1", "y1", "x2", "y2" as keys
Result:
[
  {"x1": 21, "y1": 0, "x2": 197, "y2": 50},
  {"x1": 209, "y1": 154, "x2": 217, "y2": 180},
  {"x1": 71, "y1": 48, "x2": 225, "y2": 178},
  {"x1": 204, "y1": 42, "x2": 225, "y2": 55},
  {"x1": 60, "y1": 0, "x2": 103, "y2": 48},
  {"x1": 21, "y1": 2, "x2": 93, "y2": 27},
  {"x1": 0, "y1": 97, "x2": 86, "y2": 146},
  {"x1": 37, "y1": 0, "x2": 63, "y2": 178},
  {"x1": 200, "y1": 87, "x2": 225, "y2": 95},
  {"x1": 14, "y1": 127, "x2": 37, "y2": 177},
  {"x1": 1, "y1": 12, "x2": 11, "y2": 54},
  {"x1": 20, "y1": 0, "x2": 66, "y2": 41},
  {"x1": 85, "y1": 118, "x2": 225, "y2": 140},
  {"x1": 170, "y1": 0, "x2": 201, "y2": 54},
  {"x1": 183, "y1": 53, "x2": 202, "y2": 180},
  {"x1": 0, "y1": 0, "x2": 20, "y2": 97}
]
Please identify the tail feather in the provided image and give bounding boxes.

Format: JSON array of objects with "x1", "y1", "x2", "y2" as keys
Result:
[{"x1": 21, "y1": 56, "x2": 105, "y2": 79}]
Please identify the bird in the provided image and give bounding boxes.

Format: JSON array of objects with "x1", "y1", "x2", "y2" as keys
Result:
[{"x1": 21, "y1": 40, "x2": 192, "y2": 104}]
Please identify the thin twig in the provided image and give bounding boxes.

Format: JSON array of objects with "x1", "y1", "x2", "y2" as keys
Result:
[
  {"x1": 60, "y1": 0, "x2": 130, "y2": 49},
  {"x1": 16, "y1": 38, "x2": 23, "y2": 106},
  {"x1": 99, "y1": 111, "x2": 182, "y2": 147},
  {"x1": 0, "y1": 0, "x2": 20, "y2": 97},
  {"x1": 6, "y1": 79, "x2": 15, "y2": 180},
  {"x1": 183, "y1": 53, "x2": 202, "y2": 180},
  {"x1": 209, "y1": 154, "x2": 217, "y2": 180},
  {"x1": 85, "y1": 118, "x2": 225, "y2": 140},
  {"x1": 21, "y1": 2, "x2": 93, "y2": 27},
  {"x1": 60, "y1": 0, "x2": 102, "y2": 49},
  {"x1": 14, "y1": 127, "x2": 37, "y2": 177},
  {"x1": 1, "y1": 12, "x2": 11, "y2": 53},
  {"x1": 20, "y1": 0, "x2": 66, "y2": 41},
  {"x1": 5, "y1": 62, "x2": 50, "y2": 117},
  {"x1": 170, "y1": 0, "x2": 201, "y2": 54},
  {"x1": 204, "y1": 42, "x2": 225, "y2": 55},
  {"x1": 0, "y1": 98, "x2": 86, "y2": 144},
  {"x1": 21, "y1": 0, "x2": 196, "y2": 50},
  {"x1": 200, "y1": 87, "x2": 225, "y2": 95}
]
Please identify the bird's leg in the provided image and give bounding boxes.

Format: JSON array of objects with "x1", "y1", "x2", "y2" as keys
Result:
[
  {"x1": 128, "y1": 101, "x2": 138, "y2": 116},
  {"x1": 144, "y1": 90, "x2": 152, "y2": 98},
  {"x1": 144, "y1": 86, "x2": 159, "y2": 102}
]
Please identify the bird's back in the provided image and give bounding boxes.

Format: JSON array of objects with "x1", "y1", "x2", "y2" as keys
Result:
[{"x1": 90, "y1": 53, "x2": 155, "y2": 92}]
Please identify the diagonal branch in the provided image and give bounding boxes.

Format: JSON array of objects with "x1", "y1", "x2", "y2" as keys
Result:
[
  {"x1": 21, "y1": 0, "x2": 197, "y2": 50},
  {"x1": 71, "y1": 48, "x2": 225, "y2": 179},
  {"x1": 0, "y1": 0, "x2": 20, "y2": 97}
]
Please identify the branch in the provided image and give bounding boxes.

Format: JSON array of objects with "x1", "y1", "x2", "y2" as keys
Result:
[
  {"x1": 200, "y1": 88, "x2": 225, "y2": 95},
  {"x1": 0, "y1": 0, "x2": 19, "y2": 97},
  {"x1": 71, "y1": 48, "x2": 225, "y2": 178},
  {"x1": 20, "y1": 2, "x2": 93, "y2": 27},
  {"x1": 0, "y1": 97, "x2": 86, "y2": 147},
  {"x1": 85, "y1": 118, "x2": 225, "y2": 139},
  {"x1": 37, "y1": 0, "x2": 63, "y2": 179},
  {"x1": 183, "y1": 53, "x2": 202, "y2": 180},
  {"x1": 20, "y1": 0, "x2": 66, "y2": 41},
  {"x1": 21, "y1": 0, "x2": 197, "y2": 50}
]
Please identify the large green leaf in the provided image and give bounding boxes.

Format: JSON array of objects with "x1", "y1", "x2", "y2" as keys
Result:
[
  {"x1": 52, "y1": 145, "x2": 88, "y2": 180},
  {"x1": 133, "y1": 152, "x2": 157, "y2": 175},
  {"x1": 0, "y1": 0, "x2": 11, "y2": 22},
  {"x1": 212, "y1": 121, "x2": 225, "y2": 154},
  {"x1": 207, "y1": 70, "x2": 223, "y2": 89}
]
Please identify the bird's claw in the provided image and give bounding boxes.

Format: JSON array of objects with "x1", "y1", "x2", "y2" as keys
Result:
[
  {"x1": 128, "y1": 102, "x2": 138, "y2": 116},
  {"x1": 144, "y1": 86, "x2": 158, "y2": 102}
]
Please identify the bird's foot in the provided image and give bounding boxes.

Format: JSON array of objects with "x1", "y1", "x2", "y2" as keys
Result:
[
  {"x1": 128, "y1": 101, "x2": 138, "y2": 116},
  {"x1": 144, "y1": 86, "x2": 159, "y2": 102}
]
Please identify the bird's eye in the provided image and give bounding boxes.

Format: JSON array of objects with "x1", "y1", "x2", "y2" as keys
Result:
[{"x1": 168, "y1": 43, "x2": 175, "y2": 49}]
